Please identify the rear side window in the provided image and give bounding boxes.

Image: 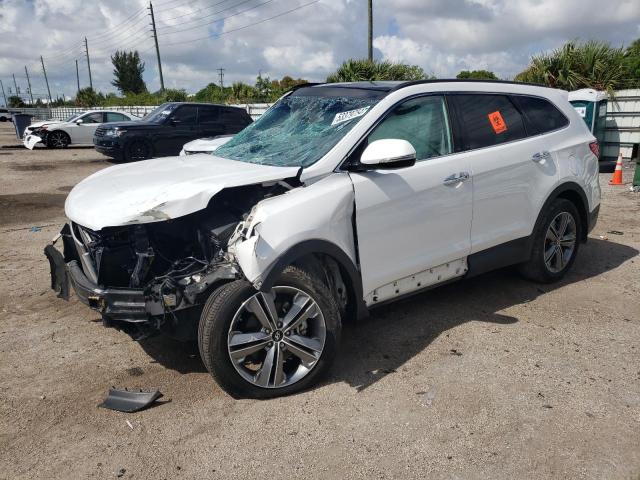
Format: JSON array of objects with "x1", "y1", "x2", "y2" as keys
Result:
[
  {"x1": 511, "y1": 95, "x2": 568, "y2": 135},
  {"x1": 449, "y1": 94, "x2": 526, "y2": 151},
  {"x1": 105, "y1": 112, "x2": 128, "y2": 122}
]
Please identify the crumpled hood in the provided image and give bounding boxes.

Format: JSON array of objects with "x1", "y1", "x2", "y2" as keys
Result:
[
  {"x1": 65, "y1": 154, "x2": 299, "y2": 230},
  {"x1": 28, "y1": 120, "x2": 61, "y2": 129}
]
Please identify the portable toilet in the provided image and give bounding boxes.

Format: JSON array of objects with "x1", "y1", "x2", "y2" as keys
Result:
[{"x1": 568, "y1": 89, "x2": 608, "y2": 157}]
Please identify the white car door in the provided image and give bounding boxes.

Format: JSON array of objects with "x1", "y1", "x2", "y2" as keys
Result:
[
  {"x1": 348, "y1": 95, "x2": 473, "y2": 303},
  {"x1": 69, "y1": 112, "x2": 104, "y2": 144},
  {"x1": 447, "y1": 94, "x2": 560, "y2": 253}
]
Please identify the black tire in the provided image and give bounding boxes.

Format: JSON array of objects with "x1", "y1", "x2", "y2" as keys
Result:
[
  {"x1": 0, "y1": 116, "x2": 7, "y2": 122},
  {"x1": 518, "y1": 198, "x2": 581, "y2": 283},
  {"x1": 46, "y1": 130, "x2": 70, "y2": 148},
  {"x1": 125, "y1": 139, "x2": 152, "y2": 162},
  {"x1": 198, "y1": 266, "x2": 341, "y2": 399}
]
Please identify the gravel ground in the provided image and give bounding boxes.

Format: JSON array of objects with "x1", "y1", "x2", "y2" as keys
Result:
[{"x1": 0, "y1": 121, "x2": 639, "y2": 480}]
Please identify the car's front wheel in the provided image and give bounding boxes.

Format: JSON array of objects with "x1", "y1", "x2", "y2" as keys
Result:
[
  {"x1": 46, "y1": 130, "x2": 70, "y2": 148},
  {"x1": 125, "y1": 139, "x2": 152, "y2": 162},
  {"x1": 519, "y1": 198, "x2": 581, "y2": 283},
  {"x1": 198, "y1": 266, "x2": 341, "y2": 398}
]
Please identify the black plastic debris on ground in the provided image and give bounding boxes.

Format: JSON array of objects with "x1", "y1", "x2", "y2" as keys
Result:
[{"x1": 98, "y1": 387, "x2": 163, "y2": 413}]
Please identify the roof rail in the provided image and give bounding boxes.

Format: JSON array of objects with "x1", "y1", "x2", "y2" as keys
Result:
[{"x1": 389, "y1": 78, "x2": 548, "y2": 91}]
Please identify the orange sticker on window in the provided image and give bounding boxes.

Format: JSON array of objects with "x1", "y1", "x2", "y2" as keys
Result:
[{"x1": 488, "y1": 110, "x2": 507, "y2": 134}]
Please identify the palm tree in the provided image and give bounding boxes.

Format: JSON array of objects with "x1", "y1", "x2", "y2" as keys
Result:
[
  {"x1": 515, "y1": 40, "x2": 626, "y2": 96},
  {"x1": 327, "y1": 59, "x2": 430, "y2": 82}
]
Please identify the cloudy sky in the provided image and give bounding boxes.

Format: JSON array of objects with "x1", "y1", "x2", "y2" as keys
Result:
[{"x1": 0, "y1": 0, "x2": 639, "y2": 101}]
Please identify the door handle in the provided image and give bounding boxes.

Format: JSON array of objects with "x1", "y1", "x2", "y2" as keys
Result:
[
  {"x1": 443, "y1": 172, "x2": 470, "y2": 186},
  {"x1": 531, "y1": 151, "x2": 551, "y2": 163}
]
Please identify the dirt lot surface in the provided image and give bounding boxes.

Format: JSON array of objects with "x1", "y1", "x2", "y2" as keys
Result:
[{"x1": 0, "y1": 121, "x2": 639, "y2": 479}]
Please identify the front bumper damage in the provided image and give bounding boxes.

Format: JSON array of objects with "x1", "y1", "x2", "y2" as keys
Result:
[{"x1": 45, "y1": 222, "x2": 238, "y2": 339}]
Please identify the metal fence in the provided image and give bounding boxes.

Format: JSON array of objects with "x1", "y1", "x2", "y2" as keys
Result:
[
  {"x1": 7, "y1": 103, "x2": 271, "y2": 121},
  {"x1": 604, "y1": 89, "x2": 640, "y2": 162}
]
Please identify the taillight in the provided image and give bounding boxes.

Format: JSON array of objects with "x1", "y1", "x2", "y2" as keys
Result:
[{"x1": 589, "y1": 141, "x2": 599, "y2": 158}]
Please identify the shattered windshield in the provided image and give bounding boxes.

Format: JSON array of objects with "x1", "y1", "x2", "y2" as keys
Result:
[
  {"x1": 214, "y1": 93, "x2": 380, "y2": 167},
  {"x1": 142, "y1": 103, "x2": 177, "y2": 123}
]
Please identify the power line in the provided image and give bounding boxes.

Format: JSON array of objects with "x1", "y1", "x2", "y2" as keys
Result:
[
  {"x1": 161, "y1": 0, "x2": 320, "y2": 47},
  {"x1": 158, "y1": 0, "x2": 232, "y2": 22},
  {"x1": 158, "y1": 0, "x2": 275, "y2": 36}
]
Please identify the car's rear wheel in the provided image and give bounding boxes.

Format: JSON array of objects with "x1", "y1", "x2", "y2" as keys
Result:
[
  {"x1": 125, "y1": 139, "x2": 152, "y2": 162},
  {"x1": 519, "y1": 198, "x2": 581, "y2": 283},
  {"x1": 46, "y1": 130, "x2": 70, "y2": 148},
  {"x1": 198, "y1": 266, "x2": 341, "y2": 398}
]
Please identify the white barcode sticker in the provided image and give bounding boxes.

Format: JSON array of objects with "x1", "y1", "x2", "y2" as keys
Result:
[{"x1": 331, "y1": 106, "x2": 370, "y2": 126}]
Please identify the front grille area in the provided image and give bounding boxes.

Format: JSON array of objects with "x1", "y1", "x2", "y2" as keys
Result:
[{"x1": 94, "y1": 127, "x2": 107, "y2": 138}]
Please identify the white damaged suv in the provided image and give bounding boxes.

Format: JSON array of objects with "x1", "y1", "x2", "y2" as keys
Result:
[{"x1": 45, "y1": 81, "x2": 600, "y2": 398}]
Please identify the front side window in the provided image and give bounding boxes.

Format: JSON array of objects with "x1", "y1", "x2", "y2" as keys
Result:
[
  {"x1": 80, "y1": 112, "x2": 103, "y2": 124},
  {"x1": 367, "y1": 95, "x2": 452, "y2": 160},
  {"x1": 449, "y1": 94, "x2": 526, "y2": 151},
  {"x1": 214, "y1": 93, "x2": 381, "y2": 167},
  {"x1": 511, "y1": 95, "x2": 568, "y2": 135},
  {"x1": 143, "y1": 103, "x2": 178, "y2": 123},
  {"x1": 198, "y1": 106, "x2": 220, "y2": 124},
  {"x1": 171, "y1": 105, "x2": 198, "y2": 124}
]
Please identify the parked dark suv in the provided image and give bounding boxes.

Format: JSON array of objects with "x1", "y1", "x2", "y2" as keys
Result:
[{"x1": 93, "y1": 102, "x2": 253, "y2": 161}]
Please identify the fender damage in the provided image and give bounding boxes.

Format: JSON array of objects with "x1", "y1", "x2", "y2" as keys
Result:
[{"x1": 46, "y1": 160, "x2": 358, "y2": 339}]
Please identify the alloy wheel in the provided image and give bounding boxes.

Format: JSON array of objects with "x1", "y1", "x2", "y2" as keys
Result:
[
  {"x1": 49, "y1": 131, "x2": 68, "y2": 148},
  {"x1": 544, "y1": 211, "x2": 577, "y2": 273},
  {"x1": 227, "y1": 286, "x2": 326, "y2": 389}
]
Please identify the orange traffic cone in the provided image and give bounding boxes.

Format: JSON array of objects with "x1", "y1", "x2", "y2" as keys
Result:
[{"x1": 609, "y1": 153, "x2": 624, "y2": 185}]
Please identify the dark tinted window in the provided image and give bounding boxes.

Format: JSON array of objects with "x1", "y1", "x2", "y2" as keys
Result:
[
  {"x1": 105, "y1": 112, "x2": 128, "y2": 122},
  {"x1": 198, "y1": 106, "x2": 220, "y2": 124},
  {"x1": 512, "y1": 95, "x2": 568, "y2": 135},
  {"x1": 171, "y1": 105, "x2": 198, "y2": 124},
  {"x1": 449, "y1": 94, "x2": 526, "y2": 150}
]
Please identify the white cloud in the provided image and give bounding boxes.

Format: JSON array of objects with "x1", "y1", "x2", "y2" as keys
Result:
[{"x1": 0, "y1": 0, "x2": 638, "y2": 102}]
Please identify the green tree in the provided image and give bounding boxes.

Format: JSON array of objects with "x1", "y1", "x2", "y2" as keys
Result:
[
  {"x1": 326, "y1": 59, "x2": 430, "y2": 82},
  {"x1": 456, "y1": 69, "x2": 498, "y2": 80},
  {"x1": 8, "y1": 95, "x2": 25, "y2": 107},
  {"x1": 75, "y1": 87, "x2": 104, "y2": 107},
  {"x1": 515, "y1": 40, "x2": 627, "y2": 96},
  {"x1": 623, "y1": 38, "x2": 640, "y2": 88},
  {"x1": 111, "y1": 50, "x2": 147, "y2": 94}
]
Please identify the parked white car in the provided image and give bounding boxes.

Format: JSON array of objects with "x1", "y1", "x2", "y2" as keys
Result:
[
  {"x1": 179, "y1": 135, "x2": 234, "y2": 155},
  {"x1": 23, "y1": 110, "x2": 139, "y2": 149},
  {"x1": 45, "y1": 80, "x2": 600, "y2": 398}
]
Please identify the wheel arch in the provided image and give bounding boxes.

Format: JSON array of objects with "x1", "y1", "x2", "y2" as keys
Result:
[
  {"x1": 541, "y1": 182, "x2": 589, "y2": 242},
  {"x1": 258, "y1": 239, "x2": 368, "y2": 321}
]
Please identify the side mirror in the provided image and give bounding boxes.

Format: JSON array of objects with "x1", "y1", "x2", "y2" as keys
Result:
[
  {"x1": 360, "y1": 139, "x2": 416, "y2": 169},
  {"x1": 170, "y1": 119, "x2": 181, "y2": 126},
  {"x1": 75, "y1": 120, "x2": 82, "y2": 125}
]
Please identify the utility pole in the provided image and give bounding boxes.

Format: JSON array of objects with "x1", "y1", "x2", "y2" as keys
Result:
[
  {"x1": 75, "y1": 59, "x2": 80, "y2": 92},
  {"x1": 149, "y1": 2, "x2": 165, "y2": 92},
  {"x1": 84, "y1": 37, "x2": 93, "y2": 90},
  {"x1": 12, "y1": 73, "x2": 19, "y2": 96},
  {"x1": 367, "y1": 0, "x2": 373, "y2": 61},
  {"x1": 24, "y1": 66, "x2": 34, "y2": 105},
  {"x1": 218, "y1": 68, "x2": 225, "y2": 89},
  {"x1": 0, "y1": 80, "x2": 7, "y2": 107},
  {"x1": 40, "y1": 56, "x2": 53, "y2": 104}
]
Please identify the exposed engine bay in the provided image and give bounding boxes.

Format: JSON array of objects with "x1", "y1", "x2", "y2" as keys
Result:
[{"x1": 46, "y1": 180, "x2": 299, "y2": 340}]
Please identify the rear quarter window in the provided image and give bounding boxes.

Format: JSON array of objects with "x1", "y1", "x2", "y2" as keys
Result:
[
  {"x1": 511, "y1": 95, "x2": 568, "y2": 135},
  {"x1": 449, "y1": 94, "x2": 526, "y2": 151}
]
